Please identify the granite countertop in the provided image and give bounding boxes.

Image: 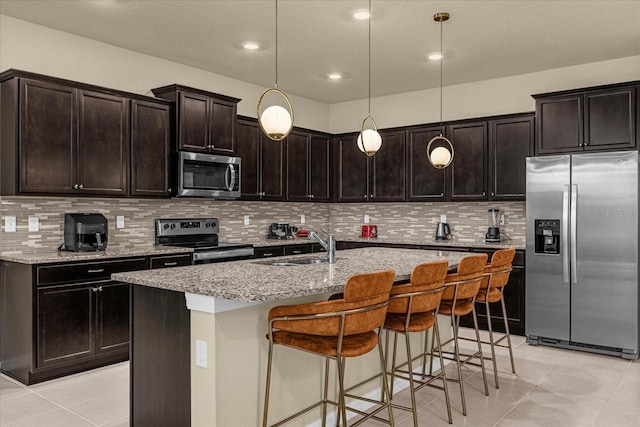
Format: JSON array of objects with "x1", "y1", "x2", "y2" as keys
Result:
[
  {"x1": 112, "y1": 247, "x2": 470, "y2": 302},
  {"x1": 0, "y1": 245, "x2": 193, "y2": 264}
]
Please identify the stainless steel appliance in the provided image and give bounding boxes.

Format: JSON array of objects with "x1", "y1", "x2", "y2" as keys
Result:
[
  {"x1": 176, "y1": 151, "x2": 241, "y2": 199},
  {"x1": 485, "y1": 208, "x2": 501, "y2": 242},
  {"x1": 267, "y1": 223, "x2": 296, "y2": 240},
  {"x1": 60, "y1": 213, "x2": 108, "y2": 252},
  {"x1": 435, "y1": 214, "x2": 451, "y2": 240},
  {"x1": 526, "y1": 151, "x2": 638, "y2": 359},
  {"x1": 155, "y1": 218, "x2": 253, "y2": 264}
]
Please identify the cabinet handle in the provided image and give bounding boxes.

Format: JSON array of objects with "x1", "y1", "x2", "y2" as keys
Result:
[
  {"x1": 492, "y1": 192, "x2": 495, "y2": 197},
  {"x1": 364, "y1": 195, "x2": 367, "y2": 199},
  {"x1": 311, "y1": 194, "x2": 315, "y2": 199},
  {"x1": 292, "y1": 250, "x2": 302, "y2": 254},
  {"x1": 584, "y1": 141, "x2": 589, "y2": 146},
  {"x1": 92, "y1": 287, "x2": 99, "y2": 292},
  {"x1": 168, "y1": 188, "x2": 172, "y2": 193},
  {"x1": 578, "y1": 143, "x2": 583, "y2": 147},
  {"x1": 73, "y1": 184, "x2": 79, "y2": 190},
  {"x1": 87, "y1": 268, "x2": 105, "y2": 273},
  {"x1": 440, "y1": 193, "x2": 444, "y2": 197},
  {"x1": 370, "y1": 194, "x2": 373, "y2": 198},
  {"x1": 164, "y1": 262, "x2": 178, "y2": 266},
  {"x1": 482, "y1": 192, "x2": 486, "y2": 196},
  {"x1": 97, "y1": 286, "x2": 103, "y2": 292},
  {"x1": 79, "y1": 184, "x2": 84, "y2": 189},
  {"x1": 263, "y1": 253, "x2": 273, "y2": 257}
]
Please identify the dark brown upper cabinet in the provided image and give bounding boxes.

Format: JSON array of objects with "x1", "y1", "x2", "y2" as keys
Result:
[
  {"x1": 447, "y1": 121, "x2": 488, "y2": 200},
  {"x1": 406, "y1": 126, "x2": 446, "y2": 201},
  {"x1": 285, "y1": 130, "x2": 331, "y2": 202},
  {"x1": 1, "y1": 77, "x2": 128, "y2": 196},
  {"x1": 151, "y1": 84, "x2": 240, "y2": 155},
  {"x1": 488, "y1": 114, "x2": 534, "y2": 200},
  {"x1": 534, "y1": 83, "x2": 637, "y2": 155},
  {"x1": 130, "y1": 100, "x2": 172, "y2": 197},
  {"x1": 236, "y1": 117, "x2": 284, "y2": 201},
  {"x1": 336, "y1": 130, "x2": 405, "y2": 202}
]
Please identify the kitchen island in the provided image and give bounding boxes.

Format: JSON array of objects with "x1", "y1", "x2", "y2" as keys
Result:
[{"x1": 113, "y1": 247, "x2": 469, "y2": 427}]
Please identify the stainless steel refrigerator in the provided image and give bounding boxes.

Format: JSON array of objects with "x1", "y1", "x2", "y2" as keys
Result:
[{"x1": 526, "y1": 151, "x2": 639, "y2": 359}]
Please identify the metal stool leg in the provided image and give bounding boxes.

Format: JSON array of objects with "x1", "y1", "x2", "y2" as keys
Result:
[
  {"x1": 501, "y1": 296, "x2": 516, "y2": 373},
  {"x1": 262, "y1": 341, "x2": 274, "y2": 427},
  {"x1": 404, "y1": 332, "x2": 419, "y2": 426},
  {"x1": 451, "y1": 314, "x2": 467, "y2": 416},
  {"x1": 485, "y1": 298, "x2": 500, "y2": 389},
  {"x1": 336, "y1": 357, "x2": 348, "y2": 427},
  {"x1": 471, "y1": 305, "x2": 489, "y2": 396},
  {"x1": 433, "y1": 317, "x2": 453, "y2": 424},
  {"x1": 322, "y1": 357, "x2": 330, "y2": 425},
  {"x1": 377, "y1": 338, "x2": 395, "y2": 426}
]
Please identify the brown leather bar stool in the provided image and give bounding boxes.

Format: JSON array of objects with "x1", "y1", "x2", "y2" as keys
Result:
[
  {"x1": 475, "y1": 247, "x2": 517, "y2": 389},
  {"x1": 262, "y1": 269, "x2": 395, "y2": 427},
  {"x1": 383, "y1": 260, "x2": 453, "y2": 426},
  {"x1": 431, "y1": 253, "x2": 489, "y2": 416}
]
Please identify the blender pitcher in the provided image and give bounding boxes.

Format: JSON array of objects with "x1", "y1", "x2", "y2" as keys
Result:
[{"x1": 485, "y1": 208, "x2": 501, "y2": 242}]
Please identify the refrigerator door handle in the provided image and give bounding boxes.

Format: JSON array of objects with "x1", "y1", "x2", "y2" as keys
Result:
[
  {"x1": 570, "y1": 184, "x2": 578, "y2": 284},
  {"x1": 562, "y1": 185, "x2": 570, "y2": 284}
]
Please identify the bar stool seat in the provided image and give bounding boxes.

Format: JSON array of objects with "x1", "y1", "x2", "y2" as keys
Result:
[{"x1": 270, "y1": 330, "x2": 379, "y2": 357}]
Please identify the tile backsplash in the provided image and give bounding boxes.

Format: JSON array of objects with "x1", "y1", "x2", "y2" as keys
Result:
[{"x1": 0, "y1": 196, "x2": 524, "y2": 254}]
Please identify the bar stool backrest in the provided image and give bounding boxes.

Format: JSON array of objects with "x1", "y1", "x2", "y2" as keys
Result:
[
  {"x1": 387, "y1": 260, "x2": 449, "y2": 314},
  {"x1": 482, "y1": 247, "x2": 516, "y2": 290},
  {"x1": 443, "y1": 254, "x2": 488, "y2": 300},
  {"x1": 269, "y1": 269, "x2": 395, "y2": 337}
]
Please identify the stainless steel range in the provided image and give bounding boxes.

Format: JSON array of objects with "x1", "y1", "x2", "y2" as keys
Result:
[{"x1": 155, "y1": 218, "x2": 254, "y2": 264}]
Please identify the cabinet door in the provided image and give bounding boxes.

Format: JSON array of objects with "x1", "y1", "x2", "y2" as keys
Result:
[
  {"x1": 585, "y1": 86, "x2": 636, "y2": 150},
  {"x1": 209, "y1": 99, "x2": 237, "y2": 154},
  {"x1": 338, "y1": 135, "x2": 369, "y2": 202},
  {"x1": 78, "y1": 90, "x2": 129, "y2": 195},
  {"x1": 372, "y1": 130, "x2": 405, "y2": 201},
  {"x1": 131, "y1": 100, "x2": 171, "y2": 197},
  {"x1": 96, "y1": 281, "x2": 129, "y2": 356},
  {"x1": 37, "y1": 284, "x2": 95, "y2": 368},
  {"x1": 448, "y1": 122, "x2": 488, "y2": 200},
  {"x1": 536, "y1": 95, "x2": 583, "y2": 154},
  {"x1": 237, "y1": 119, "x2": 261, "y2": 199},
  {"x1": 19, "y1": 79, "x2": 76, "y2": 194},
  {"x1": 286, "y1": 131, "x2": 310, "y2": 201},
  {"x1": 489, "y1": 115, "x2": 533, "y2": 200},
  {"x1": 178, "y1": 92, "x2": 210, "y2": 152},
  {"x1": 309, "y1": 134, "x2": 331, "y2": 202},
  {"x1": 406, "y1": 127, "x2": 446, "y2": 201},
  {"x1": 261, "y1": 136, "x2": 285, "y2": 200}
]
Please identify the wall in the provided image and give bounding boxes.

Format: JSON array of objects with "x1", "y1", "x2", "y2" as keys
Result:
[
  {"x1": 0, "y1": 196, "x2": 523, "y2": 254},
  {"x1": 0, "y1": 15, "x2": 330, "y2": 132},
  {"x1": 329, "y1": 55, "x2": 640, "y2": 133}
]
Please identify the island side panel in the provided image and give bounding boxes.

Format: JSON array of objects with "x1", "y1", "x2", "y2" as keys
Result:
[{"x1": 130, "y1": 285, "x2": 190, "y2": 427}]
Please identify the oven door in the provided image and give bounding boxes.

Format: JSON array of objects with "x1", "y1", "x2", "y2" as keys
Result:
[{"x1": 177, "y1": 151, "x2": 241, "y2": 198}]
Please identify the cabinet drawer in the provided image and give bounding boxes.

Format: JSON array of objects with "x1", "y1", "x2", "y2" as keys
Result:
[
  {"x1": 284, "y1": 244, "x2": 313, "y2": 256},
  {"x1": 253, "y1": 247, "x2": 285, "y2": 258},
  {"x1": 150, "y1": 254, "x2": 192, "y2": 269},
  {"x1": 37, "y1": 258, "x2": 147, "y2": 286}
]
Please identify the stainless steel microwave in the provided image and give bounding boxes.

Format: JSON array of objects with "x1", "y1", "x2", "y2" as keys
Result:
[{"x1": 176, "y1": 151, "x2": 241, "y2": 199}]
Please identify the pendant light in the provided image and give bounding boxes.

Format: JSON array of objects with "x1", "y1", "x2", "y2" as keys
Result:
[
  {"x1": 356, "y1": 0, "x2": 382, "y2": 157},
  {"x1": 257, "y1": 0, "x2": 294, "y2": 141},
  {"x1": 427, "y1": 12, "x2": 454, "y2": 169}
]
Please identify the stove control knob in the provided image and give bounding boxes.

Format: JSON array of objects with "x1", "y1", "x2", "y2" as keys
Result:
[
  {"x1": 163, "y1": 224, "x2": 170, "y2": 230},
  {"x1": 170, "y1": 224, "x2": 176, "y2": 230}
]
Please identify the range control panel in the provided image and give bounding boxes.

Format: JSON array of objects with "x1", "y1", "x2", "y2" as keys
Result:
[{"x1": 156, "y1": 218, "x2": 219, "y2": 236}]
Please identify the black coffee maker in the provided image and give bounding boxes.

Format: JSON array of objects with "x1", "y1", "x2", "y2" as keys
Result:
[{"x1": 61, "y1": 213, "x2": 108, "y2": 251}]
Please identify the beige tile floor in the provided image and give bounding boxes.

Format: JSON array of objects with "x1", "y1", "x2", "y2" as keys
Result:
[{"x1": 0, "y1": 328, "x2": 638, "y2": 426}]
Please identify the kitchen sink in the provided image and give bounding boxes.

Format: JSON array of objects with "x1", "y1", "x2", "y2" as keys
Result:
[{"x1": 255, "y1": 257, "x2": 329, "y2": 266}]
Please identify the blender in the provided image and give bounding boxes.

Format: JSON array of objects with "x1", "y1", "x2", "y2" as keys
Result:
[{"x1": 485, "y1": 208, "x2": 501, "y2": 242}]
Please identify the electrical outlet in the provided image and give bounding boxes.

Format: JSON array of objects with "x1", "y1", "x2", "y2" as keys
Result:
[
  {"x1": 4, "y1": 216, "x2": 16, "y2": 232},
  {"x1": 196, "y1": 340, "x2": 208, "y2": 368},
  {"x1": 28, "y1": 216, "x2": 39, "y2": 232},
  {"x1": 116, "y1": 215, "x2": 125, "y2": 229},
  {"x1": 243, "y1": 215, "x2": 250, "y2": 226},
  {"x1": 300, "y1": 214, "x2": 306, "y2": 224},
  {"x1": 363, "y1": 214, "x2": 370, "y2": 224},
  {"x1": 500, "y1": 214, "x2": 505, "y2": 226}
]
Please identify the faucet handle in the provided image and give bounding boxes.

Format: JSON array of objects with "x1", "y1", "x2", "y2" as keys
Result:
[{"x1": 320, "y1": 228, "x2": 332, "y2": 237}]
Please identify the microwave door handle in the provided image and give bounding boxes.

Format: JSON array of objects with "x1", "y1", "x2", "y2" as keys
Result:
[{"x1": 227, "y1": 164, "x2": 236, "y2": 191}]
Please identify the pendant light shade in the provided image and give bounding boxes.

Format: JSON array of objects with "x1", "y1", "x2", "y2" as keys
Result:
[
  {"x1": 358, "y1": 0, "x2": 382, "y2": 157},
  {"x1": 427, "y1": 12, "x2": 454, "y2": 169},
  {"x1": 257, "y1": 0, "x2": 294, "y2": 141}
]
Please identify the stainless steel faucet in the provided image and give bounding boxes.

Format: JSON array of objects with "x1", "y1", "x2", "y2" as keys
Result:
[{"x1": 308, "y1": 229, "x2": 336, "y2": 264}]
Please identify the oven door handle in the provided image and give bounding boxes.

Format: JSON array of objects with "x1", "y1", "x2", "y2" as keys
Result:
[{"x1": 227, "y1": 164, "x2": 236, "y2": 192}]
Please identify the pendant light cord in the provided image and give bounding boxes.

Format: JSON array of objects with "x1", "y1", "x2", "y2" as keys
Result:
[
  {"x1": 439, "y1": 16, "x2": 443, "y2": 128},
  {"x1": 368, "y1": 0, "x2": 372, "y2": 114},
  {"x1": 275, "y1": 0, "x2": 279, "y2": 88}
]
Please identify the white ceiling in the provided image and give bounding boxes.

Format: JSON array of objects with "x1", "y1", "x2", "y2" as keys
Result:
[{"x1": 1, "y1": 0, "x2": 639, "y2": 104}]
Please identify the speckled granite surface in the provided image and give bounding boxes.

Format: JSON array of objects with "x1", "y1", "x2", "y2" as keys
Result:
[
  {"x1": 0, "y1": 246, "x2": 192, "y2": 264},
  {"x1": 112, "y1": 247, "x2": 471, "y2": 302}
]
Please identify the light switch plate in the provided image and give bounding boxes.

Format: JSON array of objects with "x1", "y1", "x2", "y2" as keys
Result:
[
  {"x1": 4, "y1": 216, "x2": 16, "y2": 232},
  {"x1": 196, "y1": 340, "x2": 208, "y2": 368},
  {"x1": 116, "y1": 215, "x2": 125, "y2": 229},
  {"x1": 500, "y1": 214, "x2": 505, "y2": 225},
  {"x1": 300, "y1": 214, "x2": 306, "y2": 224},
  {"x1": 363, "y1": 214, "x2": 370, "y2": 224},
  {"x1": 243, "y1": 215, "x2": 250, "y2": 226},
  {"x1": 28, "y1": 216, "x2": 39, "y2": 232}
]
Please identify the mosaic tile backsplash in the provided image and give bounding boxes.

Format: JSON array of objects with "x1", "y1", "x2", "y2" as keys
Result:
[{"x1": 0, "y1": 196, "x2": 524, "y2": 254}]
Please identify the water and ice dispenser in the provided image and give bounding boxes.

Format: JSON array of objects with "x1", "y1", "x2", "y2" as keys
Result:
[{"x1": 534, "y1": 219, "x2": 560, "y2": 254}]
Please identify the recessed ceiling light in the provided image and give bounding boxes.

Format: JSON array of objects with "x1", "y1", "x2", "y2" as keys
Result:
[
  {"x1": 243, "y1": 42, "x2": 260, "y2": 50},
  {"x1": 328, "y1": 73, "x2": 342, "y2": 80},
  {"x1": 353, "y1": 10, "x2": 370, "y2": 20},
  {"x1": 428, "y1": 52, "x2": 443, "y2": 61}
]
